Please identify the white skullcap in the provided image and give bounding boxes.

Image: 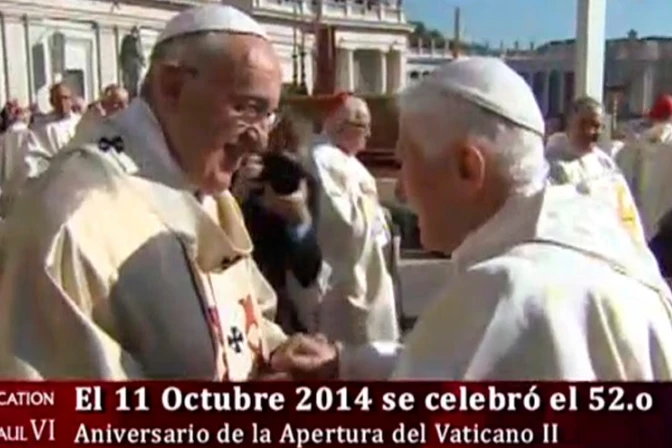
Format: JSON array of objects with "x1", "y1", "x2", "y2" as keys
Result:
[
  {"x1": 156, "y1": 4, "x2": 268, "y2": 45},
  {"x1": 426, "y1": 57, "x2": 544, "y2": 136}
]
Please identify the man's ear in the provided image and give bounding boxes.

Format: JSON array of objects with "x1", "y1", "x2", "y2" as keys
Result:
[{"x1": 455, "y1": 142, "x2": 486, "y2": 190}]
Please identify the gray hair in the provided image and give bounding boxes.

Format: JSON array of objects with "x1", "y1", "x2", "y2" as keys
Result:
[
  {"x1": 570, "y1": 95, "x2": 603, "y2": 116},
  {"x1": 141, "y1": 32, "x2": 229, "y2": 96},
  {"x1": 398, "y1": 83, "x2": 548, "y2": 194}
]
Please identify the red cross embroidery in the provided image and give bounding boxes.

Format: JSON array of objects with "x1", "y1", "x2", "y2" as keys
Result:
[
  {"x1": 206, "y1": 307, "x2": 224, "y2": 344},
  {"x1": 239, "y1": 295, "x2": 262, "y2": 355}
]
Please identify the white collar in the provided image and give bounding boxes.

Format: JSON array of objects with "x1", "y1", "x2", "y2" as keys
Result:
[
  {"x1": 114, "y1": 98, "x2": 197, "y2": 194},
  {"x1": 451, "y1": 184, "x2": 662, "y2": 288},
  {"x1": 451, "y1": 189, "x2": 541, "y2": 266}
]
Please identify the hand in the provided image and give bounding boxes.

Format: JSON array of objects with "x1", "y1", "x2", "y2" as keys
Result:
[
  {"x1": 269, "y1": 334, "x2": 339, "y2": 380},
  {"x1": 231, "y1": 154, "x2": 264, "y2": 202},
  {"x1": 260, "y1": 180, "x2": 311, "y2": 226}
]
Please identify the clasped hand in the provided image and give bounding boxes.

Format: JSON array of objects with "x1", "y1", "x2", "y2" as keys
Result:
[{"x1": 257, "y1": 334, "x2": 340, "y2": 381}]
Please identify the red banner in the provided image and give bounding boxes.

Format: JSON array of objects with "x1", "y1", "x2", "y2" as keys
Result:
[{"x1": 0, "y1": 382, "x2": 669, "y2": 446}]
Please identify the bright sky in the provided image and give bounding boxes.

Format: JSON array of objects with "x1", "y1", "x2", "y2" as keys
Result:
[{"x1": 406, "y1": 0, "x2": 672, "y2": 47}]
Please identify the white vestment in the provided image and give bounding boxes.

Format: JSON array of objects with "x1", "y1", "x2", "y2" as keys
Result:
[
  {"x1": 0, "y1": 99, "x2": 286, "y2": 380},
  {"x1": 616, "y1": 122, "x2": 672, "y2": 239},
  {"x1": 305, "y1": 139, "x2": 399, "y2": 345},
  {"x1": 73, "y1": 107, "x2": 104, "y2": 143},
  {"x1": 0, "y1": 122, "x2": 30, "y2": 217},
  {"x1": 341, "y1": 184, "x2": 672, "y2": 380},
  {"x1": 545, "y1": 133, "x2": 647, "y2": 247},
  {"x1": 23, "y1": 112, "x2": 80, "y2": 178}
]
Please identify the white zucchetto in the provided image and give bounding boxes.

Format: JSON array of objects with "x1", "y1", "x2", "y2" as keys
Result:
[
  {"x1": 425, "y1": 57, "x2": 545, "y2": 137},
  {"x1": 156, "y1": 4, "x2": 269, "y2": 45}
]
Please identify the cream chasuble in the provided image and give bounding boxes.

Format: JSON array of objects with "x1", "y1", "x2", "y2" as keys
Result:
[
  {"x1": 339, "y1": 184, "x2": 672, "y2": 380},
  {"x1": 390, "y1": 184, "x2": 672, "y2": 380},
  {"x1": 616, "y1": 122, "x2": 672, "y2": 239},
  {"x1": 307, "y1": 140, "x2": 399, "y2": 345},
  {"x1": 23, "y1": 113, "x2": 80, "y2": 179},
  {"x1": 0, "y1": 99, "x2": 285, "y2": 380},
  {"x1": 546, "y1": 135, "x2": 646, "y2": 247}
]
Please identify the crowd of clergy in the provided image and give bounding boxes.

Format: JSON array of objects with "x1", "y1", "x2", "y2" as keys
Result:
[{"x1": 0, "y1": 3, "x2": 671, "y2": 381}]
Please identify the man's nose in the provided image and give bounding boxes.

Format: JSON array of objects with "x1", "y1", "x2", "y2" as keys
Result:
[{"x1": 240, "y1": 126, "x2": 267, "y2": 153}]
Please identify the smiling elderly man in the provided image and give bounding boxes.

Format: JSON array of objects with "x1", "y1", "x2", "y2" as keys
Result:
[
  {"x1": 0, "y1": 5, "x2": 333, "y2": 380},
  {"x1": 302, "y1": 93, "x2": 400, "y2": 345},
  {"x1": 308, "y1": 57, "x2": 672, "y2": 380}
]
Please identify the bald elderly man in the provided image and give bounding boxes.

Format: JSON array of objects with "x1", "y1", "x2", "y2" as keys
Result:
[
  {"x1": 545, "y1": 97, "x2": 647, "y2": 247},
  {"x1": 74, "y1": 84, "x2": 129, "y2": 142},
  {"x1": 0, "y1": 5, "x2": 333, "y2": 380},
  {"x1": 22, "y1": 83, "x2": 81, "y2": 177},
  {"x1": 300, "y1": 57, "x2": 672, "y2": 380},
  {"x1": 302, "y1": 93, "x2": 399, "y2": 346}
]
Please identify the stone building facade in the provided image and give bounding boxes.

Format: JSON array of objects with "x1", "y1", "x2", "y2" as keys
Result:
[{"x1": 0, "y1": 0, "x2": 411, "y2": 111}]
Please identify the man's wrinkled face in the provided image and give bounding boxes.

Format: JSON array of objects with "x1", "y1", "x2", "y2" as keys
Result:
[
  {"x1": 570, "y1": 106, "x2": 603, "y2": 150},
  {"x1": 50, "y1": 85, "x2": 73, "y2": 117},
  {"x1": 330, "y1": 100, "x2": 371, "y2": 155},
  {"x1": 164, "y1": 34, "x2": 282, "y2": 194},
  {"x1": 102, "y1": 88, "x2": 129, "y2": 115},
  {"x1": 340, "y1": 107, "x2": 371, "y2": 155}
]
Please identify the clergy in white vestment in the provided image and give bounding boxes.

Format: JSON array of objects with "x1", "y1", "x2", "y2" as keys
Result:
[
  {"x1": 74, "y1": 84, "x2": 129, "y2": 143},
  {"x1": 304, "y1": 93, "x2": 400, "y2": 345},
  {"x1": 545, "y1": 97, "x2": 646, "y2": 247},
  {"x1": 0, "y1": 5, "x2": 336, "y2": 380},
  {"x1": 313, "y1": 57, "x2": 672, "y2": 381},
  {"x1": 22, "y1": 82, "x2": 81, "y2": 178},
  {"x1": 0, "y1": 105, "x2": 31, "y2": 218},
  {"x1": 616, "y1": 94, "x2": 672, "y2": 240}
]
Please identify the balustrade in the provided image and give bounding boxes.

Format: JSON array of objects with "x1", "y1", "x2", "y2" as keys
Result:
[{"x1": 254, "y1": 0, "x2": 405, "y2": 23}]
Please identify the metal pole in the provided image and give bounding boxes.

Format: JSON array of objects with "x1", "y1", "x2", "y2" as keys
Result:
[
  {"x1": 312, "y1": 0, "x2": 322, "y2": 94},
  {"x1": 93, "y1": 21, "x2": 102, "y2": 97},
  {"x1": 452, "y1": 7, "x2": 461, "y2": 59},
  {"x1": 292, "y1": 1, "x2": 298, "y2": 87},
  {"x1": 0, "y1": 13, "x2": 11, "y2": 101},
  {"x1": 22, "y1": 15, "x2": 33, "y2": 104}
]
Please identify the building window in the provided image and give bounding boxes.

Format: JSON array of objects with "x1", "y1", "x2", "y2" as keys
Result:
[
  {"x1": 563, "y1": 72, "x2": 575, "y2": 110},
  {"x1": 532, "y1": 71, "x2": 546, "y2": 111},
  {"x1": 63, "y1": 69, "x2": 85, "y2": 98},
  {"x1": 548, "y1": 71, "x2": 561, "y2": 117},
  {"x1": 31, "y1": 43, "x2": 47, "y2": 93}
]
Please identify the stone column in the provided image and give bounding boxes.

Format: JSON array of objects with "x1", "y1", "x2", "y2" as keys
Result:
[
  {"x1": 377, "y1": 50, "x2": 387, "y2": 94},
  {"x1": 337, "y1": 47, "x2": 355, "y2": 91},
  {"x1": 386, "y1": 50, "x2": 402, "y2": 93},
  {"x1": 558, "y1": 71, "x2": 566, "y2": 115},
  {"x1": 398, "y1": 50, "x2": 407, "y2": 91},
  {"x1": 574, "y1": 0, "x2": 606, "y2": 102},
  {"x1": 640, "y1": 63, "x2": 655, "y2": 114}
]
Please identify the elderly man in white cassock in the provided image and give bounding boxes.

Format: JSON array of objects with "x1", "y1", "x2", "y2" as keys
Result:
[
  {"x1": 0, "y1": 103, "x2": 31, "y2": 218},
  {"x1": 22, "y1": 82, "x2": 81, "y2": 178},
  {"x1": 74, "y1": 84, "x2": 130, "y2": 142},
  {"x1": 545, "y1": 97, "x2": 646, "y2": 247},
  {"x1": 299, "y1": 57, "x2": 672, "y2": 380},
  {"x1": 616, "y1": 95, "x2": 672, "y2": 240},
  {"x1": 0, "y1": 5, "x2": 337, "y2": 380},
  {"x1": 303, "y1": 93, "x2": 400, "y2": 345}
]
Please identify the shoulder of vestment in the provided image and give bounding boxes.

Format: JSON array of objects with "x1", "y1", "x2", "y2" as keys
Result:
[{"x1": 1, "y1": 143, "x2": 148, "y2": 261}]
